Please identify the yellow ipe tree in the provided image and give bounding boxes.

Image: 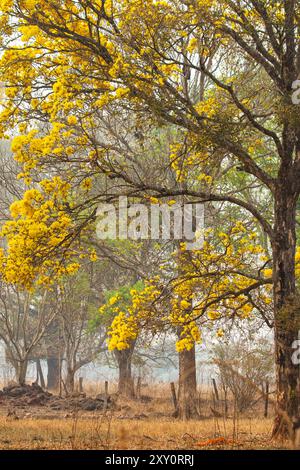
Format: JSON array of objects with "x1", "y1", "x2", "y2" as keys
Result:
[
  {"x1": 0, "y1": 1, "x2": 299, "y2": 436},
  {"x1": 126, "y1": 224, "x2": 275, "y2": 419}
]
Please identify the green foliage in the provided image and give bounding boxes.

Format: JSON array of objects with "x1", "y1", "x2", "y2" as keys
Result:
[{"x1": 89, "y1": 280, "x2": 144, "y2": 330}]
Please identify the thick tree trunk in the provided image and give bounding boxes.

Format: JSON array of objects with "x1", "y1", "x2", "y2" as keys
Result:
[
  {"x1": 16, "y1": 360, "x2": 28, "y2": 385},
  {"x1": 176, "y1": 344, "x2": 199, "y2": 419},
  {"x1": 65, "y1": 367, "x2": 75, "y2": 393},
  {"x1": 114, "y1": 345, "x2": 135, "y2": 398},
  {"x1": 47, "y1": 356, "x2": 60, "y2": 390},
  {"x1": 272, "y1": 189, "x2": 300, "y2": 437}
]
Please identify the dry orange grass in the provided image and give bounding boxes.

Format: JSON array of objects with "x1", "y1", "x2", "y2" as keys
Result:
[{"x1": 0, "y1": 415, "x2": 291, "y2": 450}]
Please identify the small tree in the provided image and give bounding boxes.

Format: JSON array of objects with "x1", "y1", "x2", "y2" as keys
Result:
[
  {"x1": 212, "y1": 335, "x2": 274, "y2": 413},
  {"x1": 59, "y1": 270, "x2": 107, "y2": 393},
  {"x1": 96, "y1": 281, "x2": 144, "y2": 398},
  {"x1": 0, "y1": 284, "x2": 59, "y2": 385}
]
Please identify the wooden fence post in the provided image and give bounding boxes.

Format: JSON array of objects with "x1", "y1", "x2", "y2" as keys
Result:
[
  {"x1": 79, "y1": 377, "x2": 84, "y2": 393},
  {"x1": 170, "y1": 382, "x2": 178, "y2": 413},
  {"x1": 136, "y1": 376, "x2": 141, "y2": 399},
  {"x1": 264, "y1": 381, "x2": 269, "y2": 418}
]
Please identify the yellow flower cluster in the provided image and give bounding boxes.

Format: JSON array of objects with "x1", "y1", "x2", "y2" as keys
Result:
[
  {"x1": 107, "y1": 312, "x2": 138, "y2": 351},
  {"x1": 0, "y1": 177, "x2": 77, "y2": 289},
  {"x1": 170, "y1": 139, "x2": 212, "y2": 184},
  {"x1": 99, "y1": 289, "x2": 141, "y2": 351}
]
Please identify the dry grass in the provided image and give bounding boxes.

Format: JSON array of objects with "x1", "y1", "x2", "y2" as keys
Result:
[
  {"x1": 0, "y1": 380, "x2": 291, "y2": 450},
  {"x1": 0, "y1": 414, "x2": 291, "y2": 450}
]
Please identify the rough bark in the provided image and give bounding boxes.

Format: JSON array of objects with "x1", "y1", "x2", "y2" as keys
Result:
[
  {"x1": 65, "y1": 367, "x2": 75, "y2": 393},
  {"x1": 47, "y1": 356, "x2": 60, "y2": 390},
  {"x1": 272, "y1": 187, "x2": 300, "y2": 437},
  {"x1": 16, "y1": 360, "x2": 28, "y2": 385},
  {"x1": 114, "y1": 345, "x2": 135, "y2": 398},
  {"x1": 176, "y1": 344, "x2": 199, "y2": 419}
]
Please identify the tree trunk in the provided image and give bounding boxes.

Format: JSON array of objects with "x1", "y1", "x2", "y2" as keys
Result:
[
  {"x1": 114, "y1": 345, "x2": 135, "y2": 398},
  {"x1": 65, "y1": 367, "x2": 75, "y2": 393},
  {"x1": 47, "y1": 356, "x2": 60, "y2": 390},
  {"x1": 176, "y1": 344, "x2": 199, "y2": 419},
  {"x1": 36, "y1": 359, "x2": 45, "y2": 389},
  {"x1": 16, "y1": 360, "x2": 28, "y2": 385},
  {"x1": 272, "y1": 188, "x2": 300, "y2": 437}
]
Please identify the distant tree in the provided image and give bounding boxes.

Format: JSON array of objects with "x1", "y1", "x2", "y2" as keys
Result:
[
  {"x1": 95, "y1": 281, "x2": 144, "y2": 398},
  {"x1": 0, "y1": 284, "x2": 59, "y2": 384},
  {"x1": 59, "y1": 269, "x2": 107, "y2": 393},
  {"x1": 212, "y1": 335, "x2": 274, "y2": 413}
]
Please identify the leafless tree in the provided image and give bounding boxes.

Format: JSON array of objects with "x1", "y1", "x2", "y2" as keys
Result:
[
  {"x1": 0, "y1": 284, "x2": 59, "y2": 384},
  {"x1": 59, "y1": 270, "x2": 107, "y2": 393}
]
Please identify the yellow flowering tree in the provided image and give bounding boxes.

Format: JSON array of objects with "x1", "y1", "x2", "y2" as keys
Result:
[
  {"x1": 96, "y1": 281, "x2": 144, "y2": 397},
  {"x1": 0, "y1": 0, "x2": 299, "y2": 434}
]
